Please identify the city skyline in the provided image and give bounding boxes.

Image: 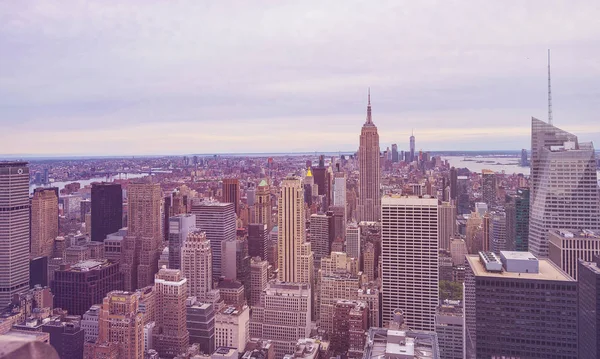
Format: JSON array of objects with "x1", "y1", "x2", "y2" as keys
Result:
[{"x1": 2, "y1": 2, "x2": 600, "y2": 156}]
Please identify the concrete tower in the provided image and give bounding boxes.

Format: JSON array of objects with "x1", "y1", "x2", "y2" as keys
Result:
[
  {"x1": 91, "y1": 183, "x2": 123, "y2": 243},
  {"x1": 222, "y1": 178, "x2": 240, "y2": 215},
  {"x1": 181, "y1": 230, "x2": 212, "y2": 300},
  {"x1": 381, "y1": 196, "x2": 439, "y2": 331},
  {"x1": 0, "y1": 162, "x2": 30, "y2": 306},
  {"x1": 357, "y1": 90, "x2": 381, "y2": 222},
  {"x1": 31, "y1": 187, "x2": 59, "y2": 259},
  {"x1": 254, "y1": 180, "x2": 272, "y2": 229},
  {"x1": 277, "y1": 177, "x2": 307, "y2": 283}
]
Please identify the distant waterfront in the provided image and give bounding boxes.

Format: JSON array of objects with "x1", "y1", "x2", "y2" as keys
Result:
[
  {"x1": 29, "y1": 172, "x2": 148, "y2": 193},
  {"x1": 442, "y1": 156, "x2": 529, "y2": 175}
]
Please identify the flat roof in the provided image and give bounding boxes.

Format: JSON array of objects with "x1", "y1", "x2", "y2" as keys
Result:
[
  {"x1": 466, "y1": 255, "x2": 573, "y2": 281},
  {"x1": 382, "y1": 196, "x2": 438, "y2": 206},
  {"x1": 500, "y1": 251, "x2": 537, "y2": 260}
]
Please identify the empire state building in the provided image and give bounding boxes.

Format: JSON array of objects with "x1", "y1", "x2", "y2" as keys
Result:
[{"x1": 357, "y1": 90, "x2": 381, "y2": 222}]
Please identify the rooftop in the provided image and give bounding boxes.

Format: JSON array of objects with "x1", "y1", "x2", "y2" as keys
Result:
[
  {"x1": 466, "y1": 255, "x2": 573, "y2": 281},
  {"x1": 69, "y1": 259, "x2": 111, "y2": 272},
  {"x1": 382, "y1": 196, "x2": 438, "y2": 206},
  {"x1": 364, "y1": 328, "x2": 438, "y2": 359},
  {"x1": 550, "y1": 229, "x2": 600, "y2": 239}
]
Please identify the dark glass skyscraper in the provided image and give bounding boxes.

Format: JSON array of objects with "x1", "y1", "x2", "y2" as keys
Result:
[
  {"x1": 578, "y1": 255, "x2": 600, "y2": 358},
  {"x1": 91, "y1": 182, "x2": 123, "y2": 242},
  {"x1": 505, "y1": 188, "x2": 530, "y2": 251}
]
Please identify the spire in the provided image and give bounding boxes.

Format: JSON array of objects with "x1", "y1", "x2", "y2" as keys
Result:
[
  {"x1": 366, "y1": 88, "x2": 373, "y2": 124},
  {"x1": 548, "y1": 49, "x2": 553, "y2": 125}
]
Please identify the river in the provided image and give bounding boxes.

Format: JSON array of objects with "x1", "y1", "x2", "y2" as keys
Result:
[{"x1": 29, "y1": 172, "x2": 149, "y2": 193}]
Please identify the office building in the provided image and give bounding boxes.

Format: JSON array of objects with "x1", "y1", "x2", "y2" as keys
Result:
[
  {"x1": 250, "y1": 257, "x2": 268, "y2": 307},
  {"x1": 319, "y1": 272, "x2": 361, "y2": 334},
  {"x1": 222, "y1": 178, "x2": 240, "y2": 215},
  {"x1": 191, "y1": 201, "x2": 236, "y2": 279},
  {"x1": 278, "y1": 177, "x2": 313, "y2": 283},
  {"x1": 481, "y1": 169, "x2": 496, "y2": 206},
  {"x1": 94, "y1": 291, "x2": 144, "y2": 359},
  {"x1": 357, "y1": 91, "x2": 381, "y2": 222},
  {"x1": 362, "y1": 242, "x2": 375, "y2": 282},
  {"x1": 168, "y1": 214, "x2": 197, "y2": 269},
  {"x1": 346, "y1": 222, "x2": 361, "y2": 260},
  {"x1": 330, "y1": 300, "x2": 368, "y2": 357},
  {"x1": 52, "y1": 259, "x2": 123, "y2": 316},
  {"x1": 382, "y1": 196, "x2": 438, "y2": 331},
  {"x1": 391, "y1": 144, "x2": 399, "y2": 163},
  {"x1": 490, "y1": 211, "x2": 507, "y2": 254},
  {"x1": 214, "y1": 305, "x2": 250, "y2": 351},
  {"x1": 181, "y1": 230, "x2": 213, "y2": 300},
  {"x1": 578, "y1": 255, "x2": 600, "y2": 358},
  {"x1": 81, "y1": 304, "x2": 101, "y2": 343},
  {"x1": 125, "y1": 181, "x2": 163, "y2": 290},
  {"x1": 465, "y1": 251, "x2": 577, "y2": 358},
  {"x1": 40, "y1": 319, "x2": 84, "y2": 359},
  {"x1": 0, "y1": 161, "x2": 30, "y2": 306},
  {"x1": 549, "y1": 229, "x2": 600, "y2": 280},
  {"x1": 505, "y1": 188, "x2": 530, "y2": 251},
  {"x1": 30, "y1": 188, "x2": 59, "y2": 259},
  {"x1": 248, "y1": 223, "x2": 269, "y2": 261},
  {"x1": 310, "y1": 212, "x2": 334, "y2": 262},
  {"x1": 90, "y1": 183, "x2": 123, "y2": 242},
  {"x1": 218, "y1": 280, "x2": 245, "y2": 307},
  {"x1": 249, "y1": 281, "x2": 311, "y2": 358},
  {"x1": 449, "y1": 239, "x2": 467, "y2": 266},
  {"x1": 435, "y1": 300, "x2": 464, "y2": 359},
  {"x1": 153, "y1": 268, "x2": 189, "y2": 358},
  {"x1": 438, "y1": 202, "x2": 456, "y2": 252},
  {"x1": 186, "y1": 297, "x2": 216, "y2": 355},
  {"x1": 254, "y1": 180, "x2": 272, "y2": 229},
  {"x1": 529, "y1": 118, "x2": 600, "y2": 258},
  {"x1": 456, "y1": 175, "x2": 470, "y2": 215}
]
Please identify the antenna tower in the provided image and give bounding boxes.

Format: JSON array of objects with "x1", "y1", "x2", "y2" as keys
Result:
[{"x1": 548, "y1": 49, "x2": 553, "y2": 125}]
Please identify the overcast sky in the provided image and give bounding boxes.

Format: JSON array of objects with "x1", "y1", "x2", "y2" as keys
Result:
[{"x1": 1, "y1": 1, "x2": 600, "y2": 156}]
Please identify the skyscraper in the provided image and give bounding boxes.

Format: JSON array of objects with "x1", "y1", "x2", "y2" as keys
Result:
[
  {"x1": 438, "y1": 201, "x2": 456, "y2": 252},
  {"x1": 409, "y1": 130, "x2": 415, "y2": 162},
  {"x1": 125, "y1": 181, "x2": 163, "y2": 290},
  {"x1": 254, "y1": 180, "x2": 272, "y2": 229},
  {"x1": 247, "y1": 223, "x2": 268, "y2": 261},
  {"x1": 529, "y1": 118, "x2": 600, "y2": 258},
  {"x1": 249, "y1": 257, "x2": 268, "y2": 307},
  {"x1": 277, "y1": 177, "x2": 309, "y2": 283},
  {"x1": 578, "y1": 255, "x2": 600, "y2": 358},
  {"x1": 490, "y1": 211, "x2": 507, "y2": 254},
  {"x1": 381, "y1": 196, "x2": 438, "y2": 331},
  {"x1": 153, "y1": 267, "x2": 189, "y2": 358},
  {"x1": 357, "y1": 90, "x2": 381, "y2": 222},
  {"x1": 449, "y1": 167, "x2": 458, "y2": 201},
  {"x1": 310, "y1": 212, "x2": 334, "y2": 262},
  {"x1": 168, "y1": 214, "x2": 197, "y2": 269},
  {"x1": 481, "y1": 169, "x2": 496, "y2": 206},
  {"x1": 222, "y1": 178, "x2": 240, "y2": 215},
  {"x1": 181, "y1": 230, "x2": 212, "y2": 300},
  {"x1": 0, "y1": 161, "x2": 30, "y2": 306},
  {"x1": 30, "y1": 187, "x2": 59, "y2": 259},
  {"x1": 465, "y1": 251, "x2": 577, "y2": 358},
  {"x1": 191, "y1": 201, "x2": 236, "y2": 279},
  {"x1": 505, "y1": 188, "x2": 530, "y2": 252},
  {"x1": 91, "y1": 183, "x2": 123, "y2": 242},
  {"x1": 345, "y1": 222, "x2": 360, "y2": 260},
  {"x1": 391, "y1": 144, "x2": 399, "y2": 163}
]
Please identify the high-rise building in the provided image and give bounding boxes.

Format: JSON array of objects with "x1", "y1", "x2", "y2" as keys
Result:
[
  {"x1": 181, "y1": 231, "x2": 212, "y2": 300},
  {"x1": 490, "y1": 211, "x2": 507, "y2": 254},
  {"x1": 312, "y1": 165, "x2": 331, "y2": 209},
  {"x1": 332, "y1": 172, "x2": 346, "y2": 208},
  {"x1": 153, "y1": 267, "x2": 189, "y2": 358},
  {"x1": 191, "y1": 201, "x2": 236, "y2": 279},
  {"x1": 214, "y1": 304, "x2": 250, "y2": 351},
  {"x1": 91, "y1": 183, "x2": 123, "y2": 242},
  {"x1": 357, "y1": 91, "x2": 381, "y2": 222},
  {"x1": 186, "y1": 297, "x2": 215, "y2": 355},
  {"x1": 254, "y1": 180, "x2": 272, "y2": 230},
  {"x1": 318, "y1": 271, "x2": 360, "y2": 334},
  {"x1": 250, "y1": 257, "x2": 268, "y2": 307},
  {"x1": 222, "y1": 178, "x2": 240, "y2": 215},
  {"x1": 330, "y1": 300, "x2": 368, "y2": 356},
  {"x1": 381, "y1": 196, "x2": 438, "y2": 331},
  {"x1": 450, "y1": 239, "x2": 467, "y2": 266},
  {"x1": 391, "y1": 144, "x2": 399, "y2": 163},
  {"x1": 578, "y1": 255, "x2": 600, "y2": 358},
  {"x1": 481, "y1": 169, "x2": 496, "y2": 206},
  {"x1": 94, "y1": 291, "x2": 145, "y2": 359},
  {"x1": 125, "y1": 181, "x2": 163, "y2": 290},
  {"x1": 52, "y1": 259, "x2": 123, "y2": 316},
  {"x1": 505, "y1": 188, "x2": 530, "y2": 251},
  {"x1": 449, "y1": 167, "x2": 458, "y2": 201},
  {"x1": 409, "y1": 130, "x2": 415, "y2": 163},
  {"x1": 345, "y1": 222, "x2": 360, "y2": 260},
  {"x1": 456, "y1": 175, "x2": 470, "y2": 215},
  {"x1": 168, "y1": 214, "x2": 197, "y2": 270},
  {"x1": 42, "y1": 319, "x2": 85, "y2": 359},
  {"x1": 435, "y1": 300, "x2": 464, "y2": 359},
  {"x1": 248, "y1": 223, "x2": 268, "y2": 261},
  {"x1": 277, "y1": 177, "x2": 312, "y2": 283},
  {"x1": 362, "y1": 242, "x2": 375, "y2": 282},
  {"x1": 438, "y1": 202, "x2": 456, "y2": 252},
  {"x1": 529, "y1": 118, "x2": 600, "y2": 258},
  {"x1": 465, "y1": 251, "x2": 577, "y2": 358},
  {"x1": 549, "y1": 229, "x2": 600, "y2": 280},
  {"x1": 82, "y1": 304, "x2": 101, "y2": 343},
  {"x1": 249, "y1": 281, "x2": 311, "y2": 358},
  {"x1": 30, "y1": 187, "x2": 59, "y2": 259},
  {"x1": 310, "y1": 212, "x2": 334, "y2": 262},
  {"x1": 0, "y1": 161, "x2": 30, "y2": 306},
  {"x1": 357, "y1": 286, "x2": 380, "y2": 329}
]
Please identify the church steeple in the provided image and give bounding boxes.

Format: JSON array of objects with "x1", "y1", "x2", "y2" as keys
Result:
[{"x1": 366, "y1": 88, "x2": 373, "y2": 124}]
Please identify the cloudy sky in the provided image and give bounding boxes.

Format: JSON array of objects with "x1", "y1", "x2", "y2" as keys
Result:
[{"x1": 1, "y1": 1, "x2": 600, "y2": 156}]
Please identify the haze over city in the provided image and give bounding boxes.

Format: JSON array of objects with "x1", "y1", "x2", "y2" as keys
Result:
[{"x1": 2, "y1": 1, "x2": 600, "y2": 156}]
